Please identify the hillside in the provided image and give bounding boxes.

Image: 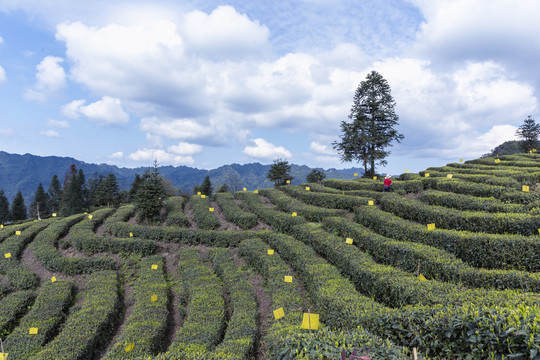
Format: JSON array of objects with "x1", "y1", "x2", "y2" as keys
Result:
[
  {"x1": 0, "y1": 152, "x2": 537, "y2": 359},
  {"x1": 0, "y1": 151, "x2": 363, "y2": 203}
]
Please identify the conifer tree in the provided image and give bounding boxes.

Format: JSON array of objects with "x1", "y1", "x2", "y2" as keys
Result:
[
  {"x1": 10, "y1": 191, "x2": 27, "y2": 221},
  {"x1": 306, "y1": 169, "x2": 326, "y2": 183},
  {"x1": 48, "y1": 174, "x2": 62, "y2": 213},
  {"x1": 128, "y1": 174, "x2": 143, "y2": 202},
  {"x1": 99, "y1": 173, "x2": 120, "y2": 207},
  {"x1": 199, "y1": 176, "x2": 213, "y2": 196},
  {"x1": 0, "y1": 190, "x2": 9, "y2": 224},
  {"x1": 267, "y1": 158, "x2": 294, "y2": 187},
  {"x1": 60, "y1": 169, "x2": 86, "y2": 216},
  {"x1": 516, "y1": 115, "x2": 540, "y2": 153},
  {"x1": 30, "y1": 183, "x2": 50, "y2": 219},
  {"x1": 134, "y1": 161, "x2": 166, "y2": 224}
]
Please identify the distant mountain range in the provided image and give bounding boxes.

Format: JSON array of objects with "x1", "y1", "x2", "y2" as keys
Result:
[{"x1": 0, "y1": 151, "x2": 364, "y2": 204}]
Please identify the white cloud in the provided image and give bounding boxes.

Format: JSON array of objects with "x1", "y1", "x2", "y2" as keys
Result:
[
  {"x1": 46, "y1": 119, "x2": 69, "y2": 128},
  {"x1": 181, "y1": 5, "x2": 270, "y2": 60},
  {"x1": 24, "y1": 56, "x2": 66, "y2": 101},
  {"x1": 40, "y1": 130, "x2": 60, "y2": 137},
  {"x1": 243, "y1": 138, "x2": 292, "y2": 160},
  {"x1": 62, "y1": 96, "x2": 129, "y2": 125},
  {"x1": 109, "y1": 151, "x2": 123, "y2": 159},
  {"x1": 167, "y1": 142, "x2": 203, "y2": 155},
  {"x1": 0, "y1": 36, "x2": 3, "y2": 44},
  {"x1": 315, "y1": 155, "x2": 341, "y2": 164},
  {"x1": 0, "y1": 65, "x2": 5, "y2": 83},
  {"x1": 309, "y1": 141, "x2": 335, "y2": 155},
  {"x1": 129, "y1": 148, "x2": 194, "y2": 165}
]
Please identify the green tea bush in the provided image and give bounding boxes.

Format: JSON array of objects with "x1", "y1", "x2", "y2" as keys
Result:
[
  {"x1": 417, "y1": 189, "x2": 526, "y2": 213},
  {"x1": 190, "y1": 195, "x2": 221, "y2": 230},
  {"x1": 214, "y1": 193, "x2": 258, "y2": 229},
  {"x1": 165, "y1": 196, "x2": 190, "y2": 227},
  {"x1": 0, "y1": 290, "x2": 36, "y2": 337}
]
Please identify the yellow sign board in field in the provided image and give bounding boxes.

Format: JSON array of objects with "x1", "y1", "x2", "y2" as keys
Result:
[
  {"x1": 273, "y1": 307, "x2": 285, "y2": 320},
  {"x1": 197, "y1": 192, "x2": 201, "y2": 195},
  {"x1": 418, "y1": 273, "x2": 427, "y2": 281},
  {"x1": 129, "y1": 232, "x2": 133, "y2": 237},
  {"x1": 254, "y1": 190, "x2": 258, "y2": 194},
  {"x1": 373, "y1": 176, "x2": 377, "y2": 180},
  {"x1": 88, "y1": 215, "x2": 93, "y2": 219},
  {"x1": 284, "y1": 276, "x2": 292, "y2": 283},
  {"x1": 447, "y1": 174, "x2": 453, "y2": 178},
  {"x1": 267, "y1": 249, "x2": 274, "y2": 255},
  {"x1": 368, "y1": 200, "x2": 374, "y2": 206},
  {"x1": 305, "y1": 187, "x2": 310, "y2": 191},
  {"x1": 301, "y1": 313, "x2": 319, "y2": 330},
  {"x1": 427, "y1": 223, "x2": 436, "y2": 231},
  {"x1": 201, "y1": 195, "x2": 206, "y2": 198},
  {"x1": 151, "y1": 294, "x2": 157, "y2": 302},
  {"x1": 125, "y1": 341, "x2": 135, "y2": 352},
  {"x1": 209, "y1": 208, "x2": 214, "y2": 212},
  {"x1": 523, "y1": 185, "x2": 530, "y2": 192},
  {"x1": 4, "y1": 253, "x2": 10, "y2": 258},
  {"x1": 151, "y1": 264, "x2": 158, "y2": 270},
  {"x1": 459, "y1": 159, "x2": 463, "y2": 162},
  {"x1": 243, "y1": 187, "x2": 247, "y2": 191},
  {"x1": 292, "y1": 212, "x2": 297, "y2": 217},
  {"x1": 354, "y1": 173, "x2": 358, "y2": 177},
  {"x1": 29, "y1": 328, "x2": 38, "y2": 335},
  {"x1": 286, "y1": 180, "x2": 291, "y2": 184},
  {"x1": 51, "y1": 276, "x2": 57, "y2": 283},
  {"x1": 52, "y1": 213, "x2": 56, "y2": 217},
  {"x1": 345, "y1": 238, "x2": 353, "y2": 244},
  {"x1": 494, "y1": 159, "x2": 501, "y2": 163},
  {"x1": 0, "y1": 352, "x2": 8, "y2": 360},
  {"x1": 424, "y1": 173, "x2": 430, "y2": 177},
  {"x1": 15, "y1": 231, "x2": 21, "y2": 236}
]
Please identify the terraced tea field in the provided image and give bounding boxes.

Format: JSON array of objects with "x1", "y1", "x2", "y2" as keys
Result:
[{"x1": 0, "y1": 153, "x2": 539, "y2": 359}]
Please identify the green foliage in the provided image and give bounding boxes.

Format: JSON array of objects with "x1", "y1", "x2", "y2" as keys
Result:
[
  {"x1": 47, "y1": 174, "x2": 62, "y2": 213},
  {"x1": 190, "y1": 195, "x2": 221, "y2": 230},
  {"x1": 4, "y1": 280, "x2": 74, "y2": 359},
  {"x1": 91, "y1": 173, "x2": 121, "y2": 207},
  {"x1": 0, "y1": 190, "x2": 10, "y2": 224},
  {"x1": 135, "y1": 162, "x2": 166, "y2": 224},
  {"x1": 165, "y1": 196, "x2": 191, "y2": 227},
  {"x1": 216, "y1": 183, "x2": 230, "y2": 193},
  {"x1": 267, "y1": 158, "x2": 294, "y2": 187},
  {"x1": 332, "y1": 70, "x2": 404, "y2": 177},
  {"x1": 199, "y1": 175, "x2": 213, "y2": 196},
  {"x1": 10, "y1": 191, "x2": 27, "y2": 221},
  {"x1": 214, "y1": 192, "x2": 258, "y2": 229},
  {"x1": 29, "y1": 183, "x2": 50, "y2": 219},
  {"x1": 306, "y1": 169, "x2": 326, "y2": 183},
  {"x1": 59, "y1": 168, "x2": 86, "y2": 216},
  {"x1": 104, "y1": 256, "x2": 168, "y2": 359},
  {"x1": 280, "y1": 185, "x2": 372, "y2": 211},
  {"x1": 516, "y1": 115, "x2": 540, "y2": 153},
  {"x1": 0, "y1": 290, "x2": 36, "y2": 338},
  {"x1": 33, "y1": 271, "x2": 120, "y2": 360}
]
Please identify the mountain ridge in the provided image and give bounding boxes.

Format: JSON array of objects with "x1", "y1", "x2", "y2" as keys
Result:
[{"x1": 0, "y1": 150, "x2": 364, "y2": 203}]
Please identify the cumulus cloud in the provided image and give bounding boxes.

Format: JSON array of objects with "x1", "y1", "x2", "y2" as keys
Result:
[
  {"x1": 309, "y1": 141, "x2": 335, "y2": 155},
  {"x1": 24, "y1": 56, "x2": 66, "y2": 101},
  {"x1": 243, "y1": 138, "x2": 292, "y2": 160},
  {"x1": 167, "y1": 142, "x2": 203, "y2": 155},
  {"x1": 129, "y1": 148, "x2": 194, "y2": 165},
  {"x1": 62, "y1": 96, "x2": 129, "y2": 125},
  {"x1": 181, "y1": 5, "x2": 270, "y2": 60},
  {"x1": 40, "y1": 130, "x2": 60, "y2": 137},
  {"x1": 46, "y1": 119, "x2": 69, "y2": 128},
  {"x1": 109, "y1": 151, "x2": 123, "y2": 159}
]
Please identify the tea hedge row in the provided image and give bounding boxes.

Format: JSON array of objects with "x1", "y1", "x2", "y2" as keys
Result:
[
  {"x1": 190, "y1": 195, "x2": 221, "y2": 230},
  {"x1": 355, "y1": 205, "x2": 539, "y2": 271},
  {"x1": 214, "y1": 193, "x2": 258, "y2": 230},
  {"x1": 259, "y1": 188, "x2": 346, "y2": 222},
  {"x1": 4, "y1": 280, "x2": 74, "y2": 359},
  {"x1": 378, "y1": 193, "x2": 540, "y2": 235},
  {"x1": 33, "y1": 271, "x2": 120, "y2": 360},
  {"x1": 278, "y1": 185, "x2": 370, "y2": 211},
  {"x1": 165, "y1": 196, "x2": 191, "y2": 227},
  {"x1": 417, "y1": 189, "x2": 526, "y2": 213},
  {"x1": 323, "y1": 216, "x2": 540, "y2": 292},
  {"x1": 0, "y1": 290, "x2": 36, "y2": 337},
  {"x1": 105, "y1": 256, "x2": 169, "y2": 359},
  {"x1": 168, "y1": 248, "x2": 225, "y2": 358},
  {"x1": 418, "y1": 171, "x2": 521, "y2": 188},
  {"x1": 208, "y1": 248, "x2": 258, "y2": 359},
  {"x1": 31, "y1": 213, "x2": 117, "y2": 275},
  {"x1": 322, "y1": 179, "x2": 423, "y2": 194}
]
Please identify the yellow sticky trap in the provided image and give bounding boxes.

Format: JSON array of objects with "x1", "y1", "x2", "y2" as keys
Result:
[
  {"x1": 84, "y1": 212, "x2": 87, "y2": 214},
  {"x1": 301, "y1": 313, "x2": 319, "y2": 330},
  {"x1": 243, "y1": 187, "x2": 247, "y2": 191},
  {"x1": 373, "y1": 176, "x2": 377, "y2": 180},
  {"x1": 129, "y1": 232, "x2": 133, "y2": 238},
  {"x1": 405, "y1": 169, "x2": 409, "y2": 173},
  {"x1": 286, "y1": 180, "x2": 291, "y2": 184},
  {"x1": 29, "y1": 327, "x2": 38, "y2": 334},
  {"x1": 151, "y1": 264, "x2": 158, "y2": 270},
  {"x1": 267, "y1": 249, "x2": 274, "y2": 255},
  {"x1": 446, "y1": 174, "x2": 453, "y2": 179},
  {"x1": 254, "y1": 190, "x2": 258, "y2": 194},
  {"x1": 353, "y1": 173, "x2": 358, "y2": 177},
  {"x1": 151, "y1": 294, "x2": 157, "y2": 302},
  {"x1": 424, "y1": 173, "x2": 430, "y2": 177},
  {"x1": 201, "y1": 195, "x2": 206, "y2": 199},
  {"x1": 0, "y1": 225, "x2": 3, "y2": 228},
  {"x1": 284, "y1": 275, "x2": 292, "y2": 283},
  {"x1": 125, "y1": 341, "x2": 135, "y2": 352},
  {"x1": 4, "y1": 253, "x2": 11, "y2": 258},
  {"x1": 418, "y1": 273, "x2": 427, "y2": 281},
  {"x1": 197, "y1": 192, "x2": 201, "y2": 195},
  {"x1": 292, "y1": 212, "x2": 297, "y2": 217},
  {"x1": 427, "y1": 223, "x2": 436, "y2": 231},
  {"x1": 88, "y1": 215, "x2": 93, "y2": 219},
  {"x1": 51, "y1": 276, "x2": 57, "y2": 283},
  {"x1": 15, "y1": 231, "x2": 21, "y2": 236},
  {"x1": 0, "y1": 352, "x2": 8, "y2": 360},
  {"x1": 459, "y1": 159, "x2": 463, "y2": 162},
  {"x1": 345, "y1": 238, "x2": 353, "y2": 245},
  {"x1": 209, "y1": 208, "x2": 214, "y2": 212},
  {"x1": 52, "y1": 213, "x2": 57, "y2": 217},
  {"x1": 522, "y1": 185, "x2": 530, "y2": 192},
  {"x1": 305, "y1": 187, "x2": 310, "y2": 191},
  {"x1": 273, "y1": 307, "x2": 285, "y2": 320},
  {"x1": 368, "y1": 200, "x2": 374, "y2": 206},
  {"x1": 494, "y1": 159, "x2": 501, "y2": 163}
]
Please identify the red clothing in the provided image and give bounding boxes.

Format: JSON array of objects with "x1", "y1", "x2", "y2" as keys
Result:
[{"x1": 384, "y1": 178, "x2": 392, "y2": 186}]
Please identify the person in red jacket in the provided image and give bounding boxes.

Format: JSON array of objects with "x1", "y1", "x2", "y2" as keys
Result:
[{"x1": 384, "y1": 175, "x2": 392, "y2": 192}]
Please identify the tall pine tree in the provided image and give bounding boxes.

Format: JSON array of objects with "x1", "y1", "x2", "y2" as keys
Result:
[
  {"x1": 60, "y1": 168, "x2": 86, "y2": 216},
  {"x1": 30, "y1": 183, "x2": 50, "y2": 219},
  {"x1": 134, "y1": 161, "x2": 166, "y2": 224},
  {"x1": 333, "y1": 70, "x2": 404, "y2": 177},
  {"x1": 48, "y1": 174, "x2": 62, "y2": 213},
  {"x1": 11, "y1": 191, "x2": 27, "y2": 221},
  {"x1": 0, "y1": 190, "x2": 9, "y2": 224}
]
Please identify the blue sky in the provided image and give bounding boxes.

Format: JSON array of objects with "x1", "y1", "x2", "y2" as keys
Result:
[{"x1": 0, "y1": 0, "x2": 538, "y2": 174}]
